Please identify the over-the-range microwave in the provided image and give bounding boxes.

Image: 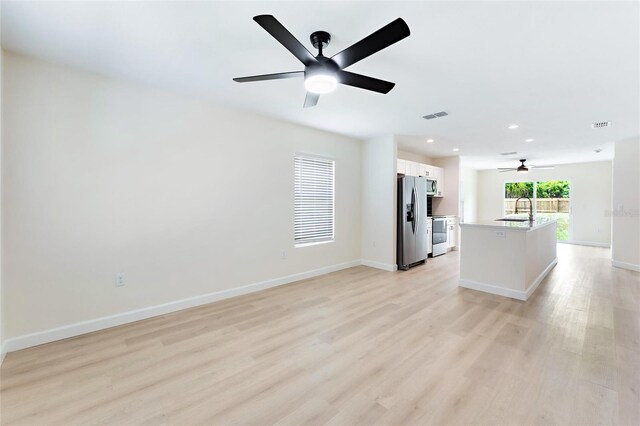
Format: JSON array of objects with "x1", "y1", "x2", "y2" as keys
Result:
[{"x1": 426, "y1": 178, "x2": 438, "y2": 196}]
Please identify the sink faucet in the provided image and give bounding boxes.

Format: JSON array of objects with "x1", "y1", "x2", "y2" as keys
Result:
[{"x1": 514, "y1": 196, "x2": 534, "y2": 223}]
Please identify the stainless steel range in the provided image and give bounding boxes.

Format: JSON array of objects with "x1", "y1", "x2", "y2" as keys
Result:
[{"x1": 431, "y1": 216, "x2": 448, "y2": 257}]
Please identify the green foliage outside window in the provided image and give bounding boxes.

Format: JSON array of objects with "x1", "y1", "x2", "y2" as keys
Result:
[
  {"x1": 536, "y1": 180, "x2": 570, "y2": 198},
  {"x1": 504, "y1": 180, "x2": 569, "y2": 198},
  {"x1": 504, "y1": 182, "x2": 534, "y2": 198}
]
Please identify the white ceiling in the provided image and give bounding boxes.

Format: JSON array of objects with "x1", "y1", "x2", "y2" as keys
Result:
[{"x1": 2, "y1": 1, "x2": 638, "y2": 169}]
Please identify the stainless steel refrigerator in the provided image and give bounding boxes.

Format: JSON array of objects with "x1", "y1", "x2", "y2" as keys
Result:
[{"x1": 397, "y1": 176, "x2": 428, "y2": 270}]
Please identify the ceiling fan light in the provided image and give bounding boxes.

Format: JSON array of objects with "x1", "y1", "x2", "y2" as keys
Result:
[
  {"x1": 304, "y1": 73, "x2": 337, "y2": 94},
  {"x1": 517, "y1": 167, "x2": 529, "y2": 174}
]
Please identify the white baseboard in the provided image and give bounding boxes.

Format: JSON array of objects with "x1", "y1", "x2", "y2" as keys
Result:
[
  {"x1": 361, "y1": 259, "x2": 397, "y2": 272},
  {"x1": 525, "y1": 258, "x2": 558, "y2": 299},
  {"x1": 612, "y1": 260, "x2": 640, "y2": 272},
  {"x1": 459, "y1": 279, "x2": 527, "y2": 301},
  {"x1": 3, "y1": 260, "x2": 361, "y2": 353},
  {"x1": 558, "y1": 240, "x2": 611, "y2": 248},
  {"x1": 459, "y1": 258, "x2": 558, "y2": 302}
]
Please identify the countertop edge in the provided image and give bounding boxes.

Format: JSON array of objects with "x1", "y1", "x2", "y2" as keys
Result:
[{"x1": 459, "y1": 219, "x2": 557, "y2": 232}]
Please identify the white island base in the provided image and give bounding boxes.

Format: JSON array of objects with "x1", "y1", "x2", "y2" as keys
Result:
[{"x1": 459, "y1": 218, "x2": 557, "y2": 301}]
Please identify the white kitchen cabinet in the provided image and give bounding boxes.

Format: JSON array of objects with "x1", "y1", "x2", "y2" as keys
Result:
[
  {"x1": 397, "y1": 160, "x2": 444, "y2": 192},
  {"x1": 433, "y1": 167, "x2": 444, "y2": 197},
  {"x1": 397, "y1": 159, "x2": 406, "y2": 175},
  {"x1": 447, "y1": 216, "x2": 457, "y2": 249},
  {"x1": 406, "y1": 161, "x2": 418, "y2": 177},
  {"x1": 424, "y1": 165, "x2": 435, "y2": 178}
]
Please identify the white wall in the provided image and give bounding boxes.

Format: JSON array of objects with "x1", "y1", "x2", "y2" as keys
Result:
[
  {"x1": 397, "y1": 150, "x2": 433, "y2": 165},
  {"x1": 460, "y1": 165, "x2": 478, "y2": 224},
  {"x1": 432, "y1": 156, "x2": 460, "y2": 216},
  {"x1": 612, "y1": 138, "x2": 640, "y2": 271},
  {"x1": 477, "y1": 161, "x2": 612, "y2": 246},
  {"x1": 361, "y1": 135, "x2": 397, "y2": 271},
  {"x1": 2, "y1": 52, "x2": 363, "y2": 341}
]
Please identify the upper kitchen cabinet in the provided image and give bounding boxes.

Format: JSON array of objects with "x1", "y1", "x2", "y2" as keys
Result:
[
  {"x1": 397, "y1": 159, "x2": 445, "y2": 197},
  {"x1": 424, "y1": 165, "x2": 435, "y2": 178},
  {"x1": 406, "y1": 161, "x2": 418, "y2": 177},
  {"x1": 397, "y1": 159, "x2": 406, "y2": 175},
  {"x1": 398, "y1": 159, "x2": 418, "y2": 176}
]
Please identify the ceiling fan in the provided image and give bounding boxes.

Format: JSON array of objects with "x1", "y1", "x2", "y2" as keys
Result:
[
  {"x1": 233, "y1": 15, "x2": 410, "y2": 108},
  {"x1": 498, "y1": 159, "x2": 555, "y2": 173}
]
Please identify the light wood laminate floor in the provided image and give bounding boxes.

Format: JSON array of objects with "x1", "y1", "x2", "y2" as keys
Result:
[{"x1": 1, "y1": 244, "x2": 639, "y2": 425}]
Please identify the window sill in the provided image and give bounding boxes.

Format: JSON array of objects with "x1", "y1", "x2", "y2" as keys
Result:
[{"x1": 295, "y1": 239, "x2": 334, "y2": 248}]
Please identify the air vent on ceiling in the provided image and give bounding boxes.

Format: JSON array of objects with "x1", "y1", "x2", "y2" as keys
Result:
[
  {"x1": 592, "y1": 121, "x2": 611, "y2": 129},
  {"x1": 423, "y1": 111, "x2": 449, "y2": 120},
  {"x1": 500, "y1": 151, "x2": 518, "y2": 156}
]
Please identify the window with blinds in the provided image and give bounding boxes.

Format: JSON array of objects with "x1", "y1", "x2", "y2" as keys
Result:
[{"x1": 294, "y1": 155, "x2": 335, "y2": 246}]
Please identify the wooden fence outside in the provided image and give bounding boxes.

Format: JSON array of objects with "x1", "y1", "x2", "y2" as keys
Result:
[{"x1": 505, "y1": 198, "x2": 570, "y2": 215}]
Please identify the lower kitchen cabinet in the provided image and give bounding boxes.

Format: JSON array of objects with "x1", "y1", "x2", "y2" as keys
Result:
[{"x1": 447, "y1": 217, "x2": 457, "y2": 250}]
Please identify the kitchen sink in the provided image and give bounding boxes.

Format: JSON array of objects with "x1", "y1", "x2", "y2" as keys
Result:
[{"x1": 495, "y1": 218, "x2": 530, "y2": 222}]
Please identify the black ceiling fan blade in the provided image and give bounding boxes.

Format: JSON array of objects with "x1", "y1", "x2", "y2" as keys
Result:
[
  {"x1": 233, "y1": 71, "x2": 303, "y2": 83},
  {"x1": 331, "y1": 18, "x2": 410, "y2": 69},
  {"x1": 337, "y1": 71, "x2": 395, "y2": 94},
  {"x1": 303, "y1": 92, "x2": 320, "y2": 108},
  {"x1": 253, "y1": 15, "x2": 318, "y2": 67},
  {"x1": 498, "y1": 169, "x2": 517, "y2": 172}
]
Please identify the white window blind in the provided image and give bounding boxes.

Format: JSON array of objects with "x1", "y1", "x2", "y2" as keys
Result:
[{"x1": 294, "y1": 155, "x2": 335, "y2": 246}]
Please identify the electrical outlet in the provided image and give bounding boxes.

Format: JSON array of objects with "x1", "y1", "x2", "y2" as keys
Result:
[
  {"x1": 116, "y1": 273, "x2": 125, "y2": 287},
  {"x1": 281, "y1": 251, "x2": 287, "y2": 260}
]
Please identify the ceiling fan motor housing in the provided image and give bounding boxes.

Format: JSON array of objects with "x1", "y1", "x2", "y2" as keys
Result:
[
  {"x1": 310, "y1": 31, "x2": 331, "y2": 50},
  {"x1": 305, "y1": 56, "x2": 339, "y2": 76}
]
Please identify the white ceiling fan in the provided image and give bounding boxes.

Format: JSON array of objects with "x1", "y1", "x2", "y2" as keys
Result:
[{"x1": 498, "y1": 159, "x2": 555, "y2": 173}]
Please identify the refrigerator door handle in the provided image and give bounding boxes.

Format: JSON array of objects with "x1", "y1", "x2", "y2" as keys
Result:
[
  {"x1": 411, "y1": 187, "x2": 416, "y2": 234},
  {"x1": 413, "y1": 187, "x2": 419, "y2": 235}
]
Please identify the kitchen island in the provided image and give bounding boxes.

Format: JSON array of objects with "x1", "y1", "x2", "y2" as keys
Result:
[{"x1": 459, "y1": 217, "x2": 557, "y2": 301}]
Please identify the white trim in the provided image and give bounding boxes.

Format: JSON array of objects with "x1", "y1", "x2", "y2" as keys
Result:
[
  {"x1": 612, "y1": 260, "x2": 640, "y2": 272},
  {"x1": 294, "y1": 239, "x2": 334, "y2": 248},
  {"x1": 361, "y1": 259, "x2": 397, "y2": 272},
  {"x1": 559, "y1": 240, "x2": 610, "y2": 248},
  {"x1": 459, "y1": 258, "x2": 558, "y2": 301},
  {"x1": 525, "y1": 258, "x2": 558, "y2": 299},
  {"x1": 1, "y1": 344, "x2": 6, "y2": 365},
  {"x1": 3, "y1": 260, "x2": 361, "y2": 353},
  {"x1": 459, "y1": 279, "x2": 527, "y2": 301}
]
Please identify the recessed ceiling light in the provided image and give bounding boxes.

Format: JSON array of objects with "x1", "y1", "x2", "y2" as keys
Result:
[
  {"x1": 427, "y1": 139, "x2": 434, "y2": 143},
  {"x1": 508, "y1": 124, "x2": 519, "y2": 129},
  {"x1": 525, "y1": 138, "x2": 534, "y2": 142},
  {"x1": 453, "y1": 148, "x2": 459, "y2": 152}
]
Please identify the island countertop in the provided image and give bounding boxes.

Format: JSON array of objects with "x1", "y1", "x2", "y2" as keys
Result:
[{"x1": 459, "y1": 216, "x2": 557, "y2": 232}]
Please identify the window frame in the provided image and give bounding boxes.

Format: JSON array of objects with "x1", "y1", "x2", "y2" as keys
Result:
[{"x1": 293, "y1": 153, "x2": 336, "y2": 248}]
